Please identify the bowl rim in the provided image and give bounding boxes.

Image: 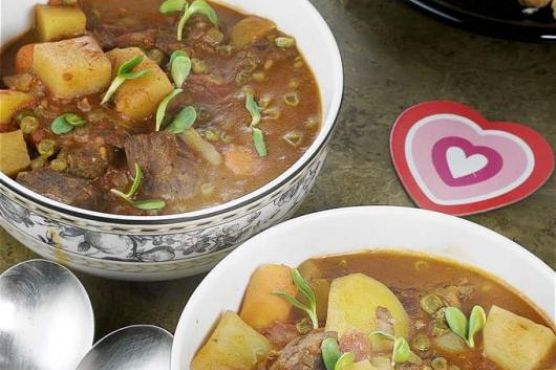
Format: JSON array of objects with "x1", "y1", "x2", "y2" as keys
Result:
[
  {"x1": 0, "y1": 0, "x2": 344, "y2": 225},
  {"x1": 171, "y1": 205, "x2": 555, "y2": 369}
]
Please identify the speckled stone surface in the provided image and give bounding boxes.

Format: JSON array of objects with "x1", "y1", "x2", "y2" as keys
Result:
[{"x1": 0, "y1": 0, "x2": 554, "y2": 339}]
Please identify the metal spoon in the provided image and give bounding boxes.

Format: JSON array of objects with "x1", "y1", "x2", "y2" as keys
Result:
[
  {"x1": 0, "y1": 259, "x2": 95, "y2": 370},
  {"x1": 76, "y1": 325, "x2": 173, "y2": 370}
]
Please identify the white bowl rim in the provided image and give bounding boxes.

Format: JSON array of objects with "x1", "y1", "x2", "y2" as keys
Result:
[
  {"x1": 171, "y1": 205, "x2": 555, "y2": 369},
  {"x1": 0, "y1": 0, "x2": 344, "y2": 225}
]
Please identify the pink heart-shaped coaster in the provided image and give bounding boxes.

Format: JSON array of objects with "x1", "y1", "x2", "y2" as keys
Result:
[{"x1": 390, "y1": 101, "x2": 554, "y2": 216}]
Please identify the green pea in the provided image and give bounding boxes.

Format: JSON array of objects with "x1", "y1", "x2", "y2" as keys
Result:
[
  {"x1": 431, "y1": 357, "x2": 448, "y2": 370},
  {"x1": 147, "y1": 48, "x2": 166, "y2": 65},
  {"x1": 20, "y1": 116, "x2": 39, "y2": 134},
  {"x1": 191, "y1": 58, "x2": 207, "y2": 74},
  {"x1": 420, "y1": 294, "x2": 445, "y2": 314},
  {"x1": 37, "y1": 139, "x2": 56, "y2": 158},
  {"x1": 412, "y1": 334, "x2": 430, "y2": 352}
]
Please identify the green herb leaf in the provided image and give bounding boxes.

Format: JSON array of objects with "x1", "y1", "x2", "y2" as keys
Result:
[
  {"x1": 170, "y1": 50, "x2": 192, "y2": 87},
  {"x1": 166, "y1": 106, "x2": 197, "y2": 134},
  {"x1": 252, "y1": 127, "x2": 267, "y2": 157},
  {"x1": 321, "y1": 337, "x2": 341, "y2": 370},
  {"x1": 131, "y1": 199, "x2": 166, "y2": 210},
  {"x1": 467, "y1": 305, "x2": 486, "y2": 348},
  {"x1": 445, "y1": 307, "x2": 469, "y2": 343},
  {"x1": 101, "y1": 55, "x2": 150, "y2": 104},
  {"x1": 334, "y1": 353, "x2": 355, "y2": 370},
  {"x1": 273, "y1": 268, "x2": 318, "y2": 329},
  {"x1": 51, "y1": 113, "x2": 87, "y2": 135},
  {"x1": 127, "y1": 163, "x2": 143, "y2": 199},
  {"x1": 245, "y1": 93, "x2": 262, "y2": 127},
  {"x1": 159, "y1": 0, "x2": 186, "y2": 14},
  {"x1": 177, "y1": 0, "x2": 218, "y2": 41},
  {"x1": 156, "y1": 88, "x2": 184, "y2": 131},
  {"x1": 392, "y1": 337, "x2": 411, "y2": 364}
]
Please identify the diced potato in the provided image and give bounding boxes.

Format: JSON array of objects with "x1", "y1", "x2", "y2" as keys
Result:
[
  {"x1": 345, "y1": 360, "x2": 378, "y2": 370},
  {"x1": 0, "y1": 90, "x2": 35, "y2": 124},
  {"x1": 0, "y1": 130, "x2": 31, "y2": 176},
  {"x1": 15, "y1": 44, "x2": 35, "y2": 74},
  {"x1": 483, "y1": 305, "x2": 556, "y2": 370},
  {"x1": 33, "y1": 36, "x2": 111, "y2": 99},
  {"x1": 231, "y1": 16, "x2": 276, "y2": 48},
  {"x1": 191, "y1": 311, "x2": 271, "y2": 370},
  {"x1": 35, "y1": 5, "x2": 86, "y2": 41},
  {"x1": 239, "y1": 264, "x2": 297, "y2": 330},
  {"x1": 326, "y1": 273, "x2": 410, "y2": 339},
  {"x1": 106, "y1": 48, "x2": 173, "y2": 121}
]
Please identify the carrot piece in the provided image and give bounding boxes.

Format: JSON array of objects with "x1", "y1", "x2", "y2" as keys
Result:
[
  {"x1": 15, "y1": 44, "x2": 35, "y2": 74},
  {"x1": 224, "y1": 144, "x2": 257, "y2": 176},
  {"x1": 239, "y1": 264, "x2": 298, "y2": 330}
]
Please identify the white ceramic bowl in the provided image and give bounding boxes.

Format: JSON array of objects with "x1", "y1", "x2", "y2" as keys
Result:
[
  {"x1": 171, "y1": 206, "x2": 555, "y2": 369},
  {"x1": 0, "y1": 0, "x2": 343, "y2": 280}
]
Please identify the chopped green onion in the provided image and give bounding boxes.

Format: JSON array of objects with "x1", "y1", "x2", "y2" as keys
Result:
[
  {"x1": 177, "y1": 0, "x2": 218, "y2": 41},
  {"x1": 101, "y1": 55, "x2": 150, "y2": 105},
  {"x1": 275, "y1": 37, "x2": 296, "y2": 48},
  {"x1": 283, "y1": 91, "x2": 300, "y2": 106},
  {"x1": 156, "y1": 88, "x2": 183, "y2": 131},
  {"x1": 252, "y1": 127, "x2": 267, "y2": 157},
  {"x1": 273, "y1": 268, "x2": 318, "y2": 329},
  {"x1": 191, "y1": 58, "x2": 208, "y2": 74},
  {"x1": 169, "y1": 50, "x2": 192, "y2": 87},
  {"x1": 159, "y1": 0, "x2": 186, "y2": 14},
  {"x1": 246, "y1": 93, "x2": 261, "y2": 127},
  {"x1": 51, "y1": 113, "x2": 87, "y2": 135},
  {"x1": 166, "y1": 106, "x2": 197, "y2": 134}
]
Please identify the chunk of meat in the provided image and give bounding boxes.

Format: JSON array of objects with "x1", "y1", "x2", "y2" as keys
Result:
[
  {"x1": 270, "y1": 330, "x2": 327, "y2": 370},
  {"x1": 339, "y1": 332, "x2": 371, "y2": 362},
  {"x1": 262, "y1": 322, "x2": 300, "y2": 349},
  {"x1": 66, "y1": 144, "x2": 113, "y2": 179},
  {"x1": 93, "y1": 25, "x2": 157, "y2": 50},
  {"x1": 17, "y1": 169, "x2": 100, "y2": 208},
  {"x1": 124, "y1": 133, "x2": 200, "y2": 201}
]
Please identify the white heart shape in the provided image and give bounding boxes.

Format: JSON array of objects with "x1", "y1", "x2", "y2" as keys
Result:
[{"x1": 446, "y1": 147, "x2": 488, "y2": 179}]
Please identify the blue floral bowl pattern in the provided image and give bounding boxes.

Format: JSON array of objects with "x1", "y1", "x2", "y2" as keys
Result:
[{"x1": 0, "y1": 152, "x2": 326, "y2": 280}]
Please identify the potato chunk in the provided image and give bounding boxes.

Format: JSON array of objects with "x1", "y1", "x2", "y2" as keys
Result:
[
  {"x1": 106, "y1": 48, "x2": 173, "y2": 121},
  {"x1": 231, "y1": 16, "x2": 276, "y2": 48},
  {"x1": 0, "y1": 130, "x2": 31, "y2": 176},
  {"x1": 33, "y1": 36, "x2": 111, "y2": 99},
  {"x1": 0, "y1": 90, "x2": 35, "y2": 124},
  {"x1": 191, "y1": 311, "x2": 271, "y2": 370},
  {"x1": 326, "y1": 273, "x2": 410, "y2": 339},
  {"x1": 35, "y1": 5, "x2": 86, "y2": 41},
  {"x1": 239, "y1": 264, "x2": 297, "y2": 330},
  {"x1": 483, "y1": 305, "x2": 556, "y2": 370}
]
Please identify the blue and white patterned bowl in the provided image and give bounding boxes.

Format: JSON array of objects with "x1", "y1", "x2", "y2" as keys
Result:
[{"x1": 0, "y1": 0, "x2": 344, "y2": 280}]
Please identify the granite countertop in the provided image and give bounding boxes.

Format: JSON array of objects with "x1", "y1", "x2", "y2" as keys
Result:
[{"x1": 1, "y1": 0, "x2": 554, "y2": 339}]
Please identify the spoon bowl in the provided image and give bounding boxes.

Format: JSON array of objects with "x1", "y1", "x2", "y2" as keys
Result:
[
  {"x1": 0, "y1": 259, "x2": 94, "y2": 370},
  {"x1": 76, "y1": 325, "x2": 173, "y2": 370}
]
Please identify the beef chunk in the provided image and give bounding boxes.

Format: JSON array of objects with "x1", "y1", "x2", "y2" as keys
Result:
[
  {"x1": 93, "y1": 25, "x2": 157, "y2": 50},
  {"x1": 17, "y1": 169, "x2": 99, "y2": 208},
  {"x1": 262, "y1": 322, "x2": 300, "y2": 349},
  {"x1": 270, "y1": 330, "x2": 327, "y2": 370},
  {"x1": 124, "y1": 133, "x2": 200, "y2": 201},
  {"x1": 66, "y1": 144, "x2": 112, "y2": 179}
]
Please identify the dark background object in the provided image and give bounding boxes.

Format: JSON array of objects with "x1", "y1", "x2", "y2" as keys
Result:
[{"x1": 403, "y1": 0, "x2": 556, "y2": 42}]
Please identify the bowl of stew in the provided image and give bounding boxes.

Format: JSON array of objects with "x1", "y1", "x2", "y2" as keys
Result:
[
  {"x1": 0, "y1": 0, "x2": 343, "y2": 279},
  {"x1": 172, "y1": 206, "x2": 555, "y2": 370}
]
